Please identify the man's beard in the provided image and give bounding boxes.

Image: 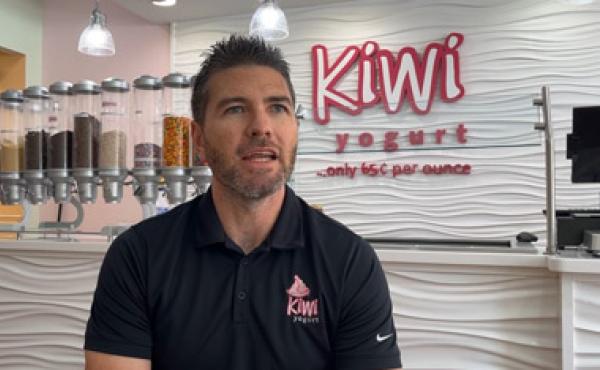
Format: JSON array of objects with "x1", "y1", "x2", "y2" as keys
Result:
[{"x1": 204, "y1": 137, "x2": 297, "y2": 200}]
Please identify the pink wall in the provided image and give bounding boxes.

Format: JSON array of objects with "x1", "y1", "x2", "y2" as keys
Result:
[
  {"x1": 40, "y1": 0, "x2": 171, "y2": 231},
  {"x1": 42, "y1": 0, "x2": 170, "y2": 84}
]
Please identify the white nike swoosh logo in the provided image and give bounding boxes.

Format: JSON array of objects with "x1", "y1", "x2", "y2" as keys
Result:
[{"x1": 376, "y1": 333, "x2": 393, "y2": 342}]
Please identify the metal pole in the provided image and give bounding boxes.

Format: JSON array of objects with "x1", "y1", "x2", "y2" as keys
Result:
[{"x1": 533, "y1": 86, "x2": 557, "y2": 255}]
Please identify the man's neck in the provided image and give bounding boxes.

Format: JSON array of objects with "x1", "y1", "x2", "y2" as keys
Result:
[{"x1": 211, "y1": 184, "x2": 286, "y2": 255}]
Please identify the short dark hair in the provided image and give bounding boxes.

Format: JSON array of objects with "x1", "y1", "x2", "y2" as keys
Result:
[{"x1": 191, "y1": 34, "x2": 296, "y2": 125}]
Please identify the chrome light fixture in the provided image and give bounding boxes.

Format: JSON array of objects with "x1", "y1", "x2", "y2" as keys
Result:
[
  {"x1": 152, "y1": 0, "x2": 177, "y2": 6},
  {"x1": 78, "y1": 0, "x2": 115, "y2": 57},
  {"x1": 558, "y1": 0, "x2": 594, "y2": 3},
  {"x1": 249, "y1": 0, "x2": 289, "y2": 41}
]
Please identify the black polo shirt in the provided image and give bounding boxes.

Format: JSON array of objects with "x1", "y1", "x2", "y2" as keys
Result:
[{"x1": 85, "y1": 186, "x2": 401, "y2": 370}]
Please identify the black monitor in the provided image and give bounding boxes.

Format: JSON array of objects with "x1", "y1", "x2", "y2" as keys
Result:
[{"x1": 567, "y1": 106, "x2": 600, "y2": 183}]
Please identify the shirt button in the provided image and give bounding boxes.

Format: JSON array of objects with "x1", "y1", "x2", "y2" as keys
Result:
[
  {"x1": 238, "y1": 291, "x2": 247, "y2": 301},
  {"x1": 240, "y1": 258, "x2": 249, "y2": 266}
]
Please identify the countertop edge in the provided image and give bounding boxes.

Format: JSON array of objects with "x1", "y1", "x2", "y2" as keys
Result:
[
  {"x1": 0, "y1": 240, "x2": 598, "y2": 273},
  {"x1": 0, "y1": 239, "x2": 109, "y2": 254},
  {"x1": 547, "y1": 255, "x2": 600, "y2": 274},
  {"x1": 375, "y1": 248, "x2": 548, "y2": 268}
]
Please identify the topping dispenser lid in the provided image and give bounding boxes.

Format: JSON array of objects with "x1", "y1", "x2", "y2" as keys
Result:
[
  {"x1": 134, "y1": 75, "x2": 162, "y2": 90},
  {"x1": 162, "y1": 73, "x2": 190, "y2": 88},
  {"x1": 49, "y1": 81, "x2": 73, "y2": 95},
  {"x1": 23, "y1": 85, "x2": 50, "y2": 99},
  {"x1": 73, "y1": 80, "x2": 101, "y2": 95},
  {"x1": 0, "y1": 89, "x2": 23, "y2": 103},
  {"x1": 102, "y1": 77, "x2": 130, "y2": 92}
]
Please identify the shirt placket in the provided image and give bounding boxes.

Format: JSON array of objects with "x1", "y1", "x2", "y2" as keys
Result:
[{"x1": 233, "y1": 255, "x2": 250, "y2": 323}]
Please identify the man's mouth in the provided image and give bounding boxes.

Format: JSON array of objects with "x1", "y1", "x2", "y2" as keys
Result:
[{"x1": 242, "y1": 149, "x2": 278, "y2": 162}]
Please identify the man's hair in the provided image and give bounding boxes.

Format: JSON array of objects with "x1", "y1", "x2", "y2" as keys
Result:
[{"x1": 191, "y1": 34, "x2": 296, "y2": 125}]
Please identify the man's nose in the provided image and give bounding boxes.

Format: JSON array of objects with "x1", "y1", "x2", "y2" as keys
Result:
[{"x1": 247, "y1": 107, "x2": 273, "y2": 137}]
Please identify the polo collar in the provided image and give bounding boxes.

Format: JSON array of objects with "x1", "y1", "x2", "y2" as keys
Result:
[{"x1": 192, "y1": 185, "x2": 305, "y2": 250}]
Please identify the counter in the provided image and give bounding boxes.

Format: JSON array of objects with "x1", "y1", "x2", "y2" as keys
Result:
[
  {"x1": 0, "y1": 241, "x2": 598, "y2": 370},
  {"x1": 378, "y1": 246, "x2": 599, "y2": 370}
]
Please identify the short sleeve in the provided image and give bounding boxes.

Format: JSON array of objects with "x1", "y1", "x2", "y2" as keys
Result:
[
  {"x1": 334, "y1": 240, "x2": 402, "y2": 369},
  {"x1": 84, "y1": 229, "x2": 152, "y2": 359}
]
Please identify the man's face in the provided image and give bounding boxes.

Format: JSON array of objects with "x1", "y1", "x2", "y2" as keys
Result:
[{"x1": 195, "y1": 65, "x2": 298, "y2": 200}]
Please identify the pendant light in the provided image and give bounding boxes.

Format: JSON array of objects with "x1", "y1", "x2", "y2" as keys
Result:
[
  {"x1": 249, "y1": 0, "x2": 289, "y2": 41},
  {"x1": 78, "y1": 0, "x2": 115, "y2": 56},
  {"x1": 558, "y1": 0, "x2": 594, "y2": 3},
  {"x1": 152, "y1": 0, "x2": 177, "y2": 6}
]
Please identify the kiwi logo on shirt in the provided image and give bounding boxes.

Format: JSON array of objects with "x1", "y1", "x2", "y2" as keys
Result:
[{"x1": 286, "y1": 275, "x2": 319, "y2": 324}]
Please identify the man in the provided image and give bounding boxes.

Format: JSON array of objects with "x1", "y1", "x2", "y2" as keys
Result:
[{"x1": 85, "y1": 35, "x2": 402, "y2": 370}]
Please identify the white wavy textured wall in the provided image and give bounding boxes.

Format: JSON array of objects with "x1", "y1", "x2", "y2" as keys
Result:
[
  {"x1": 574, "y1": 277, "x2": 600, "y2": 369},
  {"x1": 383, "y1": 264, "x2": 560, "y2": 370},
  {"x1": 0, "y1": 252, "x2": 102, "y2": 370},
  {"x1": 173, "y1": 0, "x2": 600, "y2": 242}
]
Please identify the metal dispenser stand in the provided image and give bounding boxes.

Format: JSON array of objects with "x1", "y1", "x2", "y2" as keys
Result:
[
  {"x1": 72, "y1": 80, "x2": 102, "y2": 204},
  {"x1": 131, "y1": 75, "x2": 163, "y2": 218},
  {"x1": 47, "y1": 81, "x2": 75, "y2": 204},
  {"x1": 533, "y1": 86, "x2": 557, "y2": 255},
  {"x1": 38, "y1": 197, "x2": 84, "y2": 231},
  {"x1": 161, "y1": 73, "x2": 192, "y2": 204},
  {"x1": 22, "y1": 85, "x2": 52, "y2": 205},
  {"x1": 0, "y1": 90, "x2": 26, "y2": 205},
  {"x1": 190, "y1": 166, "x2": 212, "y2": 196},
  {"x1": 98, "y1": 78, "x2": 130, "y2": 203}
]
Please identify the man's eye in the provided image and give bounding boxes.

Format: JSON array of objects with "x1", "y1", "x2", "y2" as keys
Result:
[
  {"x1": 270, "y1": 104, "x2": 289, "y2": 113},
  {"x1": 225, "y1": 106, "x2": 244, "y2": 114}
]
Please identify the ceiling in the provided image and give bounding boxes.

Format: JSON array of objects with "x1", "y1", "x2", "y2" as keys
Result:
[{"x1": 111, "y1": 0, "x2": 347, "y2": 23}]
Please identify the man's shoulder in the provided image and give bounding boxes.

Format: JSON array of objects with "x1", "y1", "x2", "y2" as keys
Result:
[
  {"x1": 115, "y1": 196, "x2": 199, "y2": 252},
  {"x1": 296, "y1": 196, "x2": 370, "y2": 254}
]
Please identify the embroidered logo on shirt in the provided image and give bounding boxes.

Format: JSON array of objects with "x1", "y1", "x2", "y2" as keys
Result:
[
  {"x1": 286, "y1": 274, "x2": 319, "y2": 324},
  {"x1": 376, "y1": 333, "x2": 393, "y2": 342}
]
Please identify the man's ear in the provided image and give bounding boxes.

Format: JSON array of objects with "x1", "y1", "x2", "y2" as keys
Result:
[{"x1": 191, "y1": 121, "x2": 206, "y2": 160}]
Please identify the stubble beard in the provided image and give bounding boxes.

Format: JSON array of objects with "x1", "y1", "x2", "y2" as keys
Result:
[{"x1": 204, "y1": 139, "x2": 297, "y2": 200}]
